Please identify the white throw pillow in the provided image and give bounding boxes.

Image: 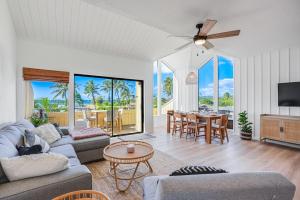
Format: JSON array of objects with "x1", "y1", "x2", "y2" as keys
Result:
[
  {"x1": 31, "y1": 124, "x2": 61, "y2": 144},
  {"x1": 24, "y1": 130, "x2": 50, "y2": 153},
  {"x1": 0, "y1": 153, "x2": 69, "y2": 181}
]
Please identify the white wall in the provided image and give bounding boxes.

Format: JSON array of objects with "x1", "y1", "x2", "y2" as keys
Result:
[
  {"x1": 16, "y1": 39, "x2": 153, "y2": 133},
  {"x1": 0, "y1": 0, "x2": 16, "y2": 123},
  {"x1": 235, "y1": 47, "x2": 300, "y2": 139}
]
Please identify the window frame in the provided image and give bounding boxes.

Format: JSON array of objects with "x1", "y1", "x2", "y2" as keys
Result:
[{"x1": 74, "y1": 73, "x2": 144, "y2": 137}]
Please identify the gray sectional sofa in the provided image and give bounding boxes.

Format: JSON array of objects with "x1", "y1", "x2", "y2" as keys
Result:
[
  {"x1": 0, "y1": 120, "x2": 110, "y2": 200},
  {"x1": 143, "y1": 172, "x2": 296, "y2": 200}
]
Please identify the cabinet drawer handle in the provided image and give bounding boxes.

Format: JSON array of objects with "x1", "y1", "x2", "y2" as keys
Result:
[{"x1": 280, "y1": 127, "x2": 284, "y2": 132}]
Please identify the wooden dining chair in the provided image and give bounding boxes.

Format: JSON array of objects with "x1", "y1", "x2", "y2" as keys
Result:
[
  {"x1": 186, "y1": 113, "x2": 206, "y2": 141},
  {"x1": 172, "y1": 112, "x2": 187, "y2": 138},
  {"x1": 211, "y1": 114, "x2": 229, "y2": 144}
]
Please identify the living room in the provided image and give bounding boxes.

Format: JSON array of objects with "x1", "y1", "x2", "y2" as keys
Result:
[{"x1": 0, "y1": 0, "x2": 299, "y2": 200}]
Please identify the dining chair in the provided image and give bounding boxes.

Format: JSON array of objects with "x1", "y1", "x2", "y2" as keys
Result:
[
  {"x1": 83, "y1": 109, "x2": 97, "y2": 128},
  {"x1": 172, "y1": 112, "x2": 187, "y2": 138},
  {"x1": 211, "y1": 114, "x2": 229, "y2": 144},
  {"x1": 104, "y1": 110, "x2": 119, "y2": 131},
  {"x1": 186, "y1": 113, "x2": 206, "y2": 141}
]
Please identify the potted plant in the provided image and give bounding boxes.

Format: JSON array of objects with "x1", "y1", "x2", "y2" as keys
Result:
[
  {"x1": 30, "y1": 109, "x2": 49, "y2": 127},
  {"x1": 238, "y1": 111, "x2": 253, "y2": 140}
]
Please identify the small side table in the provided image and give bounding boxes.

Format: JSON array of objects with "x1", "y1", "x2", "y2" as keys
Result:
[{"x1": 103, "y1": 141, "x2": 154, "y2": 192}]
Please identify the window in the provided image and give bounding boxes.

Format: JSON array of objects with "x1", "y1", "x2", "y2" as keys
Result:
[
  {"x1": 198, "y1": 56, "x2": 234, "y2": 123},
  {"x1": 218, "y1": 56, "x2": 234, "y2": 119},
  {"x1": 153, "y1": 61, "x2": 174, "y2": 116},
  {"x1": 31, "y1": 81, "x2": 69, "y2": 127},
  {"x1": 198, "y1": 58, "x2": 214, "y2": 112},
  {"x1": 161, "y1": 63, "x2": 174, "y2": 109},
  {"x1": 74, "y1": 74, "x2": 143, "y2": 136}
]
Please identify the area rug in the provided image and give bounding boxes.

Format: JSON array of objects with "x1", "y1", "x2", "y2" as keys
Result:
[
  {"x1": 87, "y1": 150, "x2": 185, "y2": 200},
  {"x1": 118, "y1": 133, "x2": 156, "y2": 141}
]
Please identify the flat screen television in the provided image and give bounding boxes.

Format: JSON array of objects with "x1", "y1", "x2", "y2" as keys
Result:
[{"x1": 278, "y1": 82, "x2": 300, "y2": 107}]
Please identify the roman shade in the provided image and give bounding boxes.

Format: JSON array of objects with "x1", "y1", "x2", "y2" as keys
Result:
[{"x1": 23, "y1": 67, "x2": 69, "y2": 83}]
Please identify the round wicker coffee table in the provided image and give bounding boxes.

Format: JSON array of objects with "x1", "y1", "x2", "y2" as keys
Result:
[{"x1": 103, "y1": 141, "x2": 154, "y2": 192}]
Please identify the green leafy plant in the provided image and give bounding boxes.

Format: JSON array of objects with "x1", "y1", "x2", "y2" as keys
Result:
[
  {"x1": 238, "y1": 111, "x2": 252, "y2": 133},
  {"x1": 30, "y1": 110, "x2": 48, "y2": 127}
]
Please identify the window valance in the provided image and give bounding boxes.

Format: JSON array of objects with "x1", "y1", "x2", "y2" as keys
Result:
[{"x1": 23, "y1": 67, "x2": 69, "y2": 83}]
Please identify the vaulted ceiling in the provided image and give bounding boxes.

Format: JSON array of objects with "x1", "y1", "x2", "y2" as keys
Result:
[
  {"x1": 7, "y1": 0, "x2": 186, "y2": 61},
  {"x1": 7, "y1": 0, "x2": 300, "y2": 60}
]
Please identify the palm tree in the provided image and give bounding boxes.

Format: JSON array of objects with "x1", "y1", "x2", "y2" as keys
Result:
[
  {"x1": 74, "y1": 83, "x2": 84, "y2": 107},
  {"x1": 121, "y1": 86, "x2": 131, "y2": 106},
  {"x1": 84, "y1": 80, "x2": 100, "y2": 109},
  {"x1": 100, "y1": 79, "x2": 112, "y2": 102},
  {"x1": 163, "y1": 77, "x2": 173, "y2": 99},
  {"x1": 51, "y1": 83, "x2": 68, "y2": 106},
  {"x1": 114, "y1": 80, "x2": 131, "y2": 104}
]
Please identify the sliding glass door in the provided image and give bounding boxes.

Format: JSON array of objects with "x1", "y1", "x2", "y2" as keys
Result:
[{"x1": 74, "y1": 74, "x2": 143, "y2": 136}]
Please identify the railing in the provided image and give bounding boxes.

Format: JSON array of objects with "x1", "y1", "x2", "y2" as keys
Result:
[
  {"x1": 161, "y1": 99, "x2": 174, "y2": 114},
  {"x1": 48, "y1": 109, "x2": 137, "y2": 127}
]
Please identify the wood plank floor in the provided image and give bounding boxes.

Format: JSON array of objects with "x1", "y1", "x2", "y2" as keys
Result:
[{"x1": 142, "y1": 126, "x2": 300, "y2": 199}]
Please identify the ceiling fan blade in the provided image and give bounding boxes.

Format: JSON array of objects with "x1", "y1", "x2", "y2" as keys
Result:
[
  {"x1": 174, "y1": 41, "x2": 193, "y2": 51},
  {"x1": 202, "y1": 40, "x2": 214, "y2": 50},
  {"x1": 206, "y1": 30, "x2": 240, "y2": 39},
  {"x1": 199, "y1": 19, "x2": 217, "y2": 36},
  {"x1": 167, "y1": 35, "x2": 193, "y2": 39}
]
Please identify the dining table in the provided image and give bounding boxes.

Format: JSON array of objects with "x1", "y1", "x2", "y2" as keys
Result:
[{"x1": 167, "y1": 110, "x2": 222, "y2": 144}]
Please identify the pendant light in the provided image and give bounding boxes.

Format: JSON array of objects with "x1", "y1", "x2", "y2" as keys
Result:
[{"x1": 185, "y1": 47, "x2": 198, "y2": 85}]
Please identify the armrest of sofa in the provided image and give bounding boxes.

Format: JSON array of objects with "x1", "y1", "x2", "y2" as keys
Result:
[{"x1": 0, "y1": 165, "x2": 92, "y2": 200}]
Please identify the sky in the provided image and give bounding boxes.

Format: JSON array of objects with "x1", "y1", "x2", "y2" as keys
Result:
[
  {"x1": 198, "y1": 56, "x2": 234, "y2": 97},
  {"x1": 32, "y1": 76, "x2": 137, "y2": 101}
]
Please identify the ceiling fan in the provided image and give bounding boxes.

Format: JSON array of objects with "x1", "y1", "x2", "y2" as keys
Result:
[{"x1": 169, "y1": 19, "x2": 240, "y2": 51}]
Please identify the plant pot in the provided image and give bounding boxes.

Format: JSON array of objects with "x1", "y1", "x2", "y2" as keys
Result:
[{"x1": 240, "y1": 132, "x2": 252, "y2": 140}]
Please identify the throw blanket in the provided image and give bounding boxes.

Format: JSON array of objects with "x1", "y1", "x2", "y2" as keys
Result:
[{"x1": 70, "y1": 128, "x2": 109, "y2": 140}]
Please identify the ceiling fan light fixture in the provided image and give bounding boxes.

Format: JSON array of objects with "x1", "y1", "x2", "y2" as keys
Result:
[{"x1": 194, "y1": 38, "x2": 206, "y2": 46}]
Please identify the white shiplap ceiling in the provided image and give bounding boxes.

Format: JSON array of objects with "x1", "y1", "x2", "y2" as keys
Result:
[
  {"x1": 7, "y1": 0, "x2": 186, "y2": 61},
  {"x1": 7, "y1": 0, "x2": 300, "y2": 60}
]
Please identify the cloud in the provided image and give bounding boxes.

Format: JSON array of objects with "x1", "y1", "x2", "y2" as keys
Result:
[{"x1": 199, "y1": 78, "x2": 234, "y2": 97}]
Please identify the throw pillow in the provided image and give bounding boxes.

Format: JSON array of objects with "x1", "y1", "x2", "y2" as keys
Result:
[
  {"x1": 24, "y1": 130, "x2": 50, "y2": 153},
  {"x1": 52, "y1": 123, "x2": 64, "y2": 137},
  {"x1": 31, "y1": 123, "x2": 61, "y2": 144},
  {"x1": 0, "y1": 153, "x2": 69, "y2": 181},
  {"x1": 170, "y1": 166, "x2": 227, "y2": 176},
  {"x1": 16, "y1": 145, "x2": 42, "y2": 156}
]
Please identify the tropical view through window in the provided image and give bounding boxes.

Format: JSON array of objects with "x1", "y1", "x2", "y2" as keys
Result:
[
  {"x1": 198, "y1": 56, "x2": 234, "y2": 119},
  {"x1": 31, "y1": 81, "x2": 69, "y2": 127},
  {"x1": 153, "y1": 61, "x2": 174, "y2": 115},
  {"x1": 74, "y1": 75, "x2": 143, "y2": 136},
  {"x1": 198, "y1": 58, "x2": 214, "y2": 112},
  {"x1": 218, "y1": 56, "x2": 234, "y2": 119}
]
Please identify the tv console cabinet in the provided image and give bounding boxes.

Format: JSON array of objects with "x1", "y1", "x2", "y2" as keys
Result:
[{"x1": 260, "y1": 114, "x2": 300, "y2": 145}]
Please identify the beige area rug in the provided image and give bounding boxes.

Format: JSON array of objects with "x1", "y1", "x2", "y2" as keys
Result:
[{"x1": 87, "y1": 150, "x2": 186, "y2": 200}]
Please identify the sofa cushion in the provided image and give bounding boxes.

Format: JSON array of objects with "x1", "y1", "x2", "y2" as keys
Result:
[
  {"x1": 50, "y1": 135, "x2": 74, "y2": 147},
  {"x1": 50, "y1": 135, "x2": 110, "y2": 152},
  {"x1": 0, "y1": 165, "x2": 91, "y2": 200},
  {"x1": 0, "y1": 126, "x2": 24, "y2": 147},
  {"x1": 0, "y1": 153, "x2": 69, "y2": 181},
  {"x1": 31, "y1": 124, "x2": 61, "y2": 144},
  {"x1": 69, "y1": 157, "x2": 81, "y2": 167},
  {"x1": 0, "y1": 135, "x2": 19, "y2": 184},
  {"x1": 24, "y1": 130, "x2": 50, "y2": 153},
  {"x1": 170, "y1": 166, "x2": 227, "y2": 176},
  {"x1": 50, "y1": 144, "x2": 77, "y2": 159},
  {"x1": 12, "y1": 119, "x2": 35, "y2": 132}
]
